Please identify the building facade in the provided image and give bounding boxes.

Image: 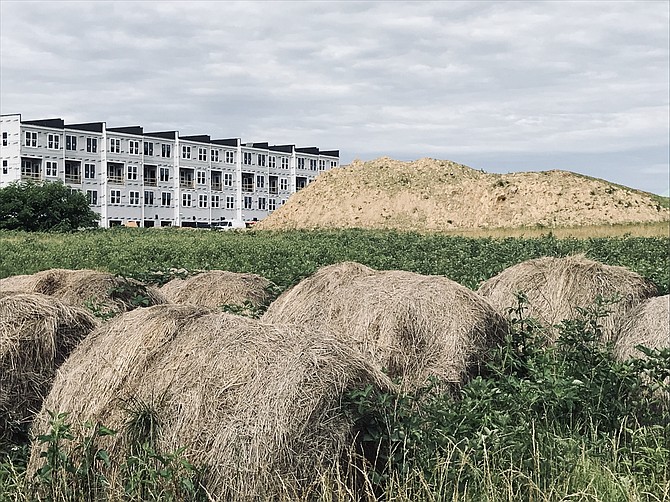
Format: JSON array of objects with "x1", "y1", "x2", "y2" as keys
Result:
[{"x1": 0, "y1": 114, "x2": 339, "y2": 228}]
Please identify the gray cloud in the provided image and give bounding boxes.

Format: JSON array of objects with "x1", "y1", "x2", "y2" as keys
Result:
[{"x1": 1, "y1": 0, "x2": 668, "y2": 194}]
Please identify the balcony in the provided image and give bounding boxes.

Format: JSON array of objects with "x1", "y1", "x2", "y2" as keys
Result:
[
  {"x1": 21, "y1": 171, "x2": 41, "y2": 181},
  {"x1": 145, "y1": 177, "x2": 157, "y2": 186},
  {"x1": 65, "y1": 175, "x2": 81, "y2": 184},
  {"x1": 108, "y1": 175, "x2": 124, "y2": 185},
  {"x1": 211, "y1": 182, "x2": 222, "y2": 191},
  {"x1": 180, "y1": 180, "x2": 194, "y2": 189}
]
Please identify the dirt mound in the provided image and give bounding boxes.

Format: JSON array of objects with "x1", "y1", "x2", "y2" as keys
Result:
[
  {"x1": 262, "y1": 262, "x2": 507, "y2": 388},
  {"x1": 256, "y1": 158, "x2": 669, "y2": 232},
  {"x1": 28, "y1": 305, "x2": 391, "y2": 499}
]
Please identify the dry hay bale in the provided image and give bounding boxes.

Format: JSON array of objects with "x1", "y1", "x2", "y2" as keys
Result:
[
  {"x1": 613, "y1": 295, "x2": 670, "y2": 361},
  {"x1": 478, "y1": 255, "x2": 657, "y2": 342},
  {"x1": 1, "y1": 269, "x2": 168, "y2": 315},
  {"x1": 0, "y1": 273, "x2": 43, "y2": 293},
  {"x1": 160, "y1": 270, "x2": 275, "y2": 309},
  {"x1": 0, "y1": 293, "x2": 98, "y2": 442},
  {"x1": 28, "y1": 304, "x2": 391, "y2": 499},
  {"x1": 263, "y1": 262, "x2": 507, "y2": 388}
]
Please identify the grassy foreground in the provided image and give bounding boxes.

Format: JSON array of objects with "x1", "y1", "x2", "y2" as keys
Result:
[{"x1": 1, "y1": 228, "x2": 669, "y2": 501}]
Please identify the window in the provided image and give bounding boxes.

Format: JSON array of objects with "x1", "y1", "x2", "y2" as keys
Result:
[
  {"x1": 25, "y1": 131, "x2": 37, "y2": 147},
  {"x1": 87, "y1": 137, "x2": 97, "y2": 153},
  {"x1": 198, "y1": 194, "x2": 208, "y2": 208},
  {"x1": 211, "y1": 149, "x2": 219, "y2": 162},
  {"x1": 181, "y1": 193, "x2": 192, "y2": 207},
  {"x1": 110, "y1": 190, "x2": 121, "y2": 204},
  {"x1": 319, "y1": 159, "x2": 326, "y2": 170},
  {"x1": 279, "y1": 178, "x2": 288, "y2": 191},
  {"x1": 269, "y1": 198, "x2": 276, "y2": 211},
  {"x1": 257, "y1": 154, "x2": 266, "y2": 167},
  {"x1": 48, "y1": 134, "x2": 60, "y2": 150},
  {"x1": 256, "y1": 175, "x2": 265, "y2": 188},
  {"x1": 281, "y1": 157, "x2": 289, "y2": 169},
  {"x1": 2, "y1": 160, "x2": 7, "y2": 175},
  {"x1": 225, "y1": 151, "x2": 235, "y2": 164},
  {"x1": 46, "y1": 161, "x2": 58, "y2": 177},
  {"x1": 65, "y1": 161, "x2": 80, "y2": 183},
  {"x1": 243, "y1": 152, "x2": 252, "y2": 165},
  {"x1": 310, "y1": 159, "x2": 317, "y2": 171},
  {"x1": 129, "y1": 191, "x2": 140, "y2": 205},
  {"x1": 144, "y1": 191, "x2": 154, "y2": 205},
  {"x1": 197, "y1": 171, "x2": 206, "y2": 185},
  {"x1": 331, "y1": 161, "x2": 338, "y2": 168},
  {"x1": 2, "y1": 132, "x2": 7, "y2": 146},
  {"x1": 297, "y1": 158, "x2": 305, "y2": 169},
  {"x1": 243, "y1": 196, "x2": 253, "y2": 209},
  {"x1": 224, "y1": 173, "x2": 233, "y2": 186},
  {"x1": 182, "y1": 145, "x2": 191, "y2": 159},
  {"x1": 268, "y1": 156, "x2": 276, "y2": 168},
  {"x1": 269, "y1": 176, "x2": 278, "y2": 194},
  {"x1": 144, "y1": 142, "x2": 154, "y2": 156},
  {"x1": 242, "y1": 173, "x2": 254, "y2": 192},
  {"x1": 257, "y1": 197, "x2": 266, "y2": 210},
  {"x1": 129, "y1": 140, "x2": 140, "y2": 155},
  {"x1": 159, "y1": 167, "x2": 170, "y2": 182},
  {"x1": 109, "y1": 138, "x2": 120, "y2": 154},
  {"x1": 85, "y1": 190, "x2": 97, "y2": 205},
  {"x1": 127, "y1": 165, "x2": 138, "y2": 180},
  {"x1": 66, "y1": 135, "x2": 77, "y2": 150},
  {"x1": 211, "y1": 195, "x2": 220, "y2": 208},
  {"x1": 84, "y1": 163, "x2": 95, "y2": 179},
  {"x1": 226, "y1": 196, "x2": 235, "y2": 209},
  {"x1": 161, "y1": 144, "x2": 171, "y2": 158},
  {"x1": 161, "y1": 192, "x2": 172, "y2": 206},
  {"x1": 198, "y1": 148, "x2": 207, "y2": 161}
]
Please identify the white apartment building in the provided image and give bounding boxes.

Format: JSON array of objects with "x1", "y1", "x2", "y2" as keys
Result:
[{"x1": 0, "y1": 114, "x2": 339, "y2": 228}]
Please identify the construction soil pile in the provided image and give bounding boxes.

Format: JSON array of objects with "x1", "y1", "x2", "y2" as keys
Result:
[{"x1": 257, "y1": 158, "x2": 670, "y2": 232}]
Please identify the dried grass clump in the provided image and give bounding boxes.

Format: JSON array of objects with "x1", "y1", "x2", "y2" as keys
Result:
[
  {"x1": 262, "y1": 262, "x2": 507, "y2": 388},
  {"x1": 28, "y1": 305, "x2": 391, "y2": 499},
  {"x1": 0, "y1": 293, "x2": 98, "y2": 442},
  {"x1": 0, "y1": 269, "x2": 167, "y2": 315},
  {"x1": 160, "y1": 270, "x2": 275, "y2": 309},
  {"x1": 613, "y1": 295, "x2": 670, "y2": 361},
  {"x1": 478, "y1": 255, "x2": 657, "y2": 342}
]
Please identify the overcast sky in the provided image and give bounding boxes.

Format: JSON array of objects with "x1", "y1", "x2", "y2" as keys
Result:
[{"x1": 1, "y1": 1, "x2": 668, "y2": 195}]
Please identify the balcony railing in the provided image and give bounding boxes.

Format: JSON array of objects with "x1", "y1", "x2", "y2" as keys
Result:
[
  {"x1": 108, "y1": 175, "x2": 124, "y2": 185},
  {"x1": 65, "y1": 175, "x2": 82, "y2": 184},
  {"x1": 242, "y1": 184, "x2": 254, "y2": 192},
  {"x1": 21, "y1": 172, "x2": 41, "y2": 181},
  {"x1": 180, "y1": 180, "x2": 194, "y2": 189},
  {"x1": 211, "y1": 182, "x2": 222, "y2": 191},
  {"x1": 145, "y1": 177, "x2": 157, "y2": 186}
]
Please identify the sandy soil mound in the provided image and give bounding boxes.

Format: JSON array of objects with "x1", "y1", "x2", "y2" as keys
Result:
[{"x1": 257, "y1": 158, "x2": 669, "y2": 232}]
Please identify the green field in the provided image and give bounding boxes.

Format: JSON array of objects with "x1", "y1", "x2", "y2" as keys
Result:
[
  {"x1": 1, "y1": 228, "x2": 669, "y2": 501},
  {"x1": 1, "y1": 228, "x2": 668, "y2": 294}
]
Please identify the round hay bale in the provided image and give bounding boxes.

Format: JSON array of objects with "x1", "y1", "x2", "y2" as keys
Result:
[
  {"x1": 0, "y1": 273, "x2": 42, "y2": 293},
  {"x1": 262, "y1": 262, "x2": 507, "y2": 388},
  {"x1": 1, "y1": 269, "x2": 168, "y2": 315},
  {"x1": 28, "y1": 305, "x2": 391, "y2": 499},
  {"x1": 160, "y1": 270, "x2": 275, "y2": 309},
  {"x1": 477, "y1": 255, "x2": 657, "y2": 342},
  {"x1": 613, "y1": 295, "x2": 670, "y2": 361},
  {"x1": 0, "y1": 293, "x2": 98, "y2": 442}
]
